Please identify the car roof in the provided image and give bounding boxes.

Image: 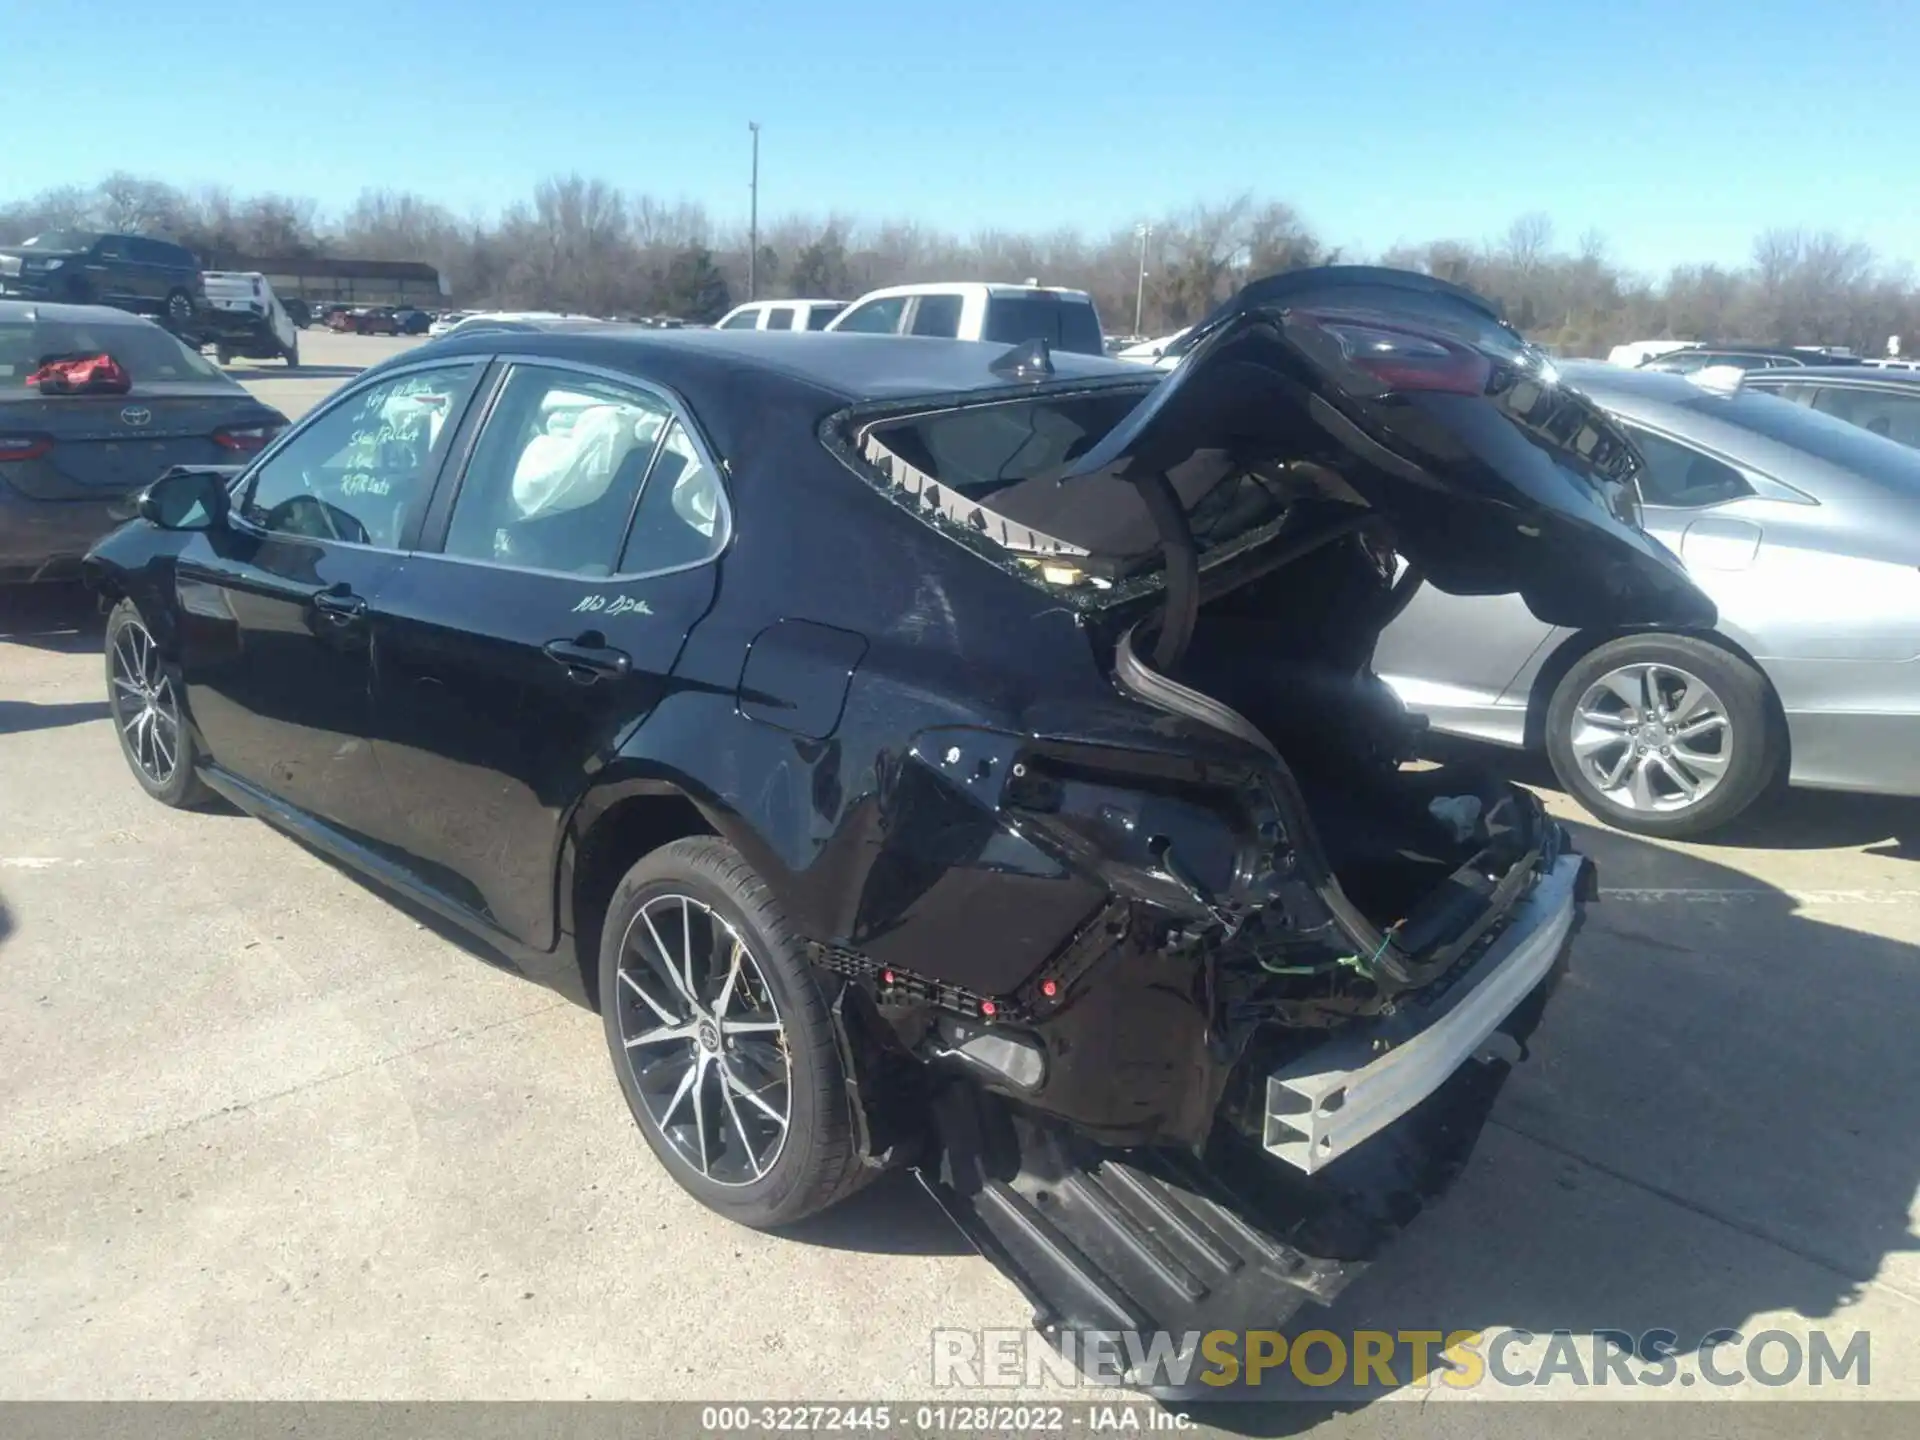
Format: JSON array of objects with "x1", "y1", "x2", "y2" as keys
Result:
[
  {"x1": 0, "y1": 299, "x2": 170, "y2": 328},
  {"x1": 1558, "y1": 359, "x2": 1920, "y2": 502},
  {"x1": 421, "y1": 325, "x2": 1147, "y2": 404},
  {"x1": 1745, "y1": 365, "x2": 1920, "y2": 386},
  {"x1": 846, "y1": 282, "x2": 1095, "y2": 303}
]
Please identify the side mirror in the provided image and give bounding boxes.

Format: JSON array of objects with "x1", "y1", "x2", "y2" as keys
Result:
[{"x1": 139, "y1": 466, "x2": 233, "y2": 531}]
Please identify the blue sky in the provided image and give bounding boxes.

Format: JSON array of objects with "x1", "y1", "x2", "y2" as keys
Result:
[{"x1": 8, "y1": 0, "x2": 1914, "y2": 275}]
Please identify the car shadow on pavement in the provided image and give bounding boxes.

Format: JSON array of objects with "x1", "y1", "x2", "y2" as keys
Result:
[
  {"x1": 0, "y1": 583, "x2": 103, "y2": 655},
  {"x1": 0, "y1": 699, "x2": 111, "y2": 734},
  {"x1": 1182, "y1": 819, "x2": 1919, "y2": 1432},
  {"x1": 781, "y1": 1169, "x2": 974, "y2": 1257},
  {"x1": 1434, "y1": 732, "x2": 1920, "y2": 860}
]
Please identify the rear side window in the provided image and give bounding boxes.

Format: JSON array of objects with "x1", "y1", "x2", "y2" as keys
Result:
[
  {"x1": 445, "y1": 366, "x2": 673, "y2": 575},
  {"x1": 128, "y1": 238, "x2": 192, "y2": 267},
  {"x1": 1810, "y1": 386, "x2": 1920, "y2": 447},
  {"x1": 910, "y1": 294, "x2": 963, "y2": 338},
  {"x1": 1623, "y1": 426, "x2": 1753, "y2": 508},
  {"x1": 618, "y1": 420, "x2": 728, "y2": 573},
  {"x1": 984, "y1": 296, "x2": 1104, "y2": 355},
  {"x1": 834, "y1": 297, "x2": 906, "y2": 334},
  {"x1": 765, "y1": 307, "x2": 795, "y2": 331},
  {"x1": 0, "y1": 319, "x2": 226, "y2": 389},
  {"x1": 854, "y1": 385, "x2": 1285, "y2": 591}
]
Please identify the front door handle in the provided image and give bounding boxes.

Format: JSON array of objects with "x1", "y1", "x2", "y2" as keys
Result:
[
  {"x1": 544, "y1": 637, "x2": 631, "y2": 683},
  {"x1": 313, "y1": 589, "x2": 367, "y2": 624}
]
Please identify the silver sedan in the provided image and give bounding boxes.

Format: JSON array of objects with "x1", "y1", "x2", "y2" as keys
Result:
[{"x1": 1376, "y1": 361, "x2": 1920, "y2": 836}]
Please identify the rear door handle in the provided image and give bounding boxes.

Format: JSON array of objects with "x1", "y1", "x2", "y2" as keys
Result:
[
  {"x1": 544, "y1": 638, "x2": 631, "y2": 682},
  {"x1": 313, "y1": 589, "x2": 367, "y2": 624}
]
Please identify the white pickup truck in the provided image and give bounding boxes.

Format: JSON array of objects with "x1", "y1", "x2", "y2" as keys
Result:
[
  {"x1": 200, "y1": 271, "x2": 300, "y2": 367},
  {"x1": 824, "y1": 282, "x2": 1106, "y2": 355}
]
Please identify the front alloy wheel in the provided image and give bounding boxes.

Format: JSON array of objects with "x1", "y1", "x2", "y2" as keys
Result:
[
  {"x1": 1546, "y1": 633, "x2": 1778, "y2": 839},
  {"x1": 104, "y1": 600, "x2": 210, "y2": 808}
]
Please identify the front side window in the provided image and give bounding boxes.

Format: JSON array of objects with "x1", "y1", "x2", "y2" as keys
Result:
[
  {"x1": 833, "y1": 297, "x2": 906, "y2": 334},
  {"x1": 805, "y1": 304, "x2": 843, "y2": 330},
  {"x1": 719, "y1": 308, "x2": 761, "y2": 330},
  {"x1": 240, "y1": 363, "x2": 481, "y2": 548},
  {"x1": 23, "y1": 231, "x2": 98, "y2": 251},
  {"x1": 443, "y1": 364, "x2": 717, "y2": 576},
  {"x1": 764, "y1": 307, "x2": 796, "y2": 331},
  {"x1": 1622, "y1": 426, "x2": 1753, "y2": 508},
  {"x1": 909, "y1": 294, "x2": 963, "y2": 338}
]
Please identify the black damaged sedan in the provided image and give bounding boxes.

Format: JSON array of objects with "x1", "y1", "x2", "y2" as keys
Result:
[{"x1": 83, "y1": 269, "x2": 1710, "y2": 1368}]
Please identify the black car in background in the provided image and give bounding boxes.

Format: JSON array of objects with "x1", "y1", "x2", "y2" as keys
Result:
[
  {"x1": 81, "y1": 272, "x2": 1709, "y2": 1374},
  {"x1": 0, "y1": 301, "x2": 285, "y2": 584},
  {"x1": 393, "y1": 307, "x2": 434, "y2": 335},
  {"x1": 0, "y1": 231, "x2": 206, "y2": 332},
  {"x1": 1745, "y1": 364, "x2": 1920, "y2": 449}
]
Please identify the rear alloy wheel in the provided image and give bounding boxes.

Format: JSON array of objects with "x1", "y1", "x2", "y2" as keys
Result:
[
  {"x1": 164, "y1": 289, "x2": 195, "y2": 330},
  {"x1": 1546, "y1": 634, "x2": 1778, "y2": 838},
  {"x1": 599, "y1": 837, "x2": 869, "y2": 1228},
  {"x1": 104, "y1": 600, "x2": 211, "y2": 808}
]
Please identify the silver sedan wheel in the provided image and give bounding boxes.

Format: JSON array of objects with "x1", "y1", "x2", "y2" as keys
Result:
[
  {"x1": 614, "y1": 894, "x2": 791, "y2": 1187},
  {"x1": 1570, "y1": 662, "x2": 1732, "y2": 813},
  {"x1": 109, "y1": 618, "x2": 182, "y2": 787}
]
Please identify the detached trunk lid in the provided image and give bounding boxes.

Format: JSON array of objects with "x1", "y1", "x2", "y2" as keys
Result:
[{"x1": 1059, "y1": 266, "x2": 1713, "y2": 630}]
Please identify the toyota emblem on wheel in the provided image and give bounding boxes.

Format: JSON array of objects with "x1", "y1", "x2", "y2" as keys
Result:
[{"x1": 119, "y1": 406, "x2": 152, "y2": 427}]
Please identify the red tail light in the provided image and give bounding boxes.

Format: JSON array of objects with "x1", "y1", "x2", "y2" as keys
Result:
[
  {"x1": 1295, "y1": 311, "x2": 1494, "y2": 395},
  {"x1": 213, "y1": 423, "x2": 282, "y2": 453},
  {"x1": 0, "y1": 433, "x2": 54, "y2": 462}
]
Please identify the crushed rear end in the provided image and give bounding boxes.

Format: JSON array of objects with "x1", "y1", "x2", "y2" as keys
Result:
[{"x1": 827, "y1": 269, "x2": 1712, "y2": 1384}]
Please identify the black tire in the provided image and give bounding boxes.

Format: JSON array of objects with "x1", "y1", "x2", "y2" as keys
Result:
[
  {"x1": 598, "y1": 836, "x2": 869, "y2": 1228},
  {"x1": 62, "y1": 273, "x2": 92, "y2": 304},
  {"x1": 1545, "y1": 633, "x2": 1779, "y2": 838},
  {"x1": 104, "y1": 599, "x2": 213, "y2": 809},
  {"x1": 283, "y1": 334, "x2": 299, "y2": 368},
  {"x1": 215, "y1": 345, "x2": 235, "y2": 366}
]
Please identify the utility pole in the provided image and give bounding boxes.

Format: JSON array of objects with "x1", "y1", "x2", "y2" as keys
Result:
[
  {"x1": 747, "y1": 121, "x2": 761, "y2": 301},
  {"x1": 1134, "y1": 222, "x2": 1153, "y2": 336}
]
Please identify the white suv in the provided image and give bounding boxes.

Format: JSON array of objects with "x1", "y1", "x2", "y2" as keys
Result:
[
  {"x1": 714, "y1": 299, "x2": 845, "y2": 332},
  {"x1": 824, "y1": 282, "x2": 1105, "y2": 355}
]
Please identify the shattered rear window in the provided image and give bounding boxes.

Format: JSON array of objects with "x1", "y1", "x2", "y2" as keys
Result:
[{"x1": 846, "y1": 385, "x2": 1295, "y2": 603}]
